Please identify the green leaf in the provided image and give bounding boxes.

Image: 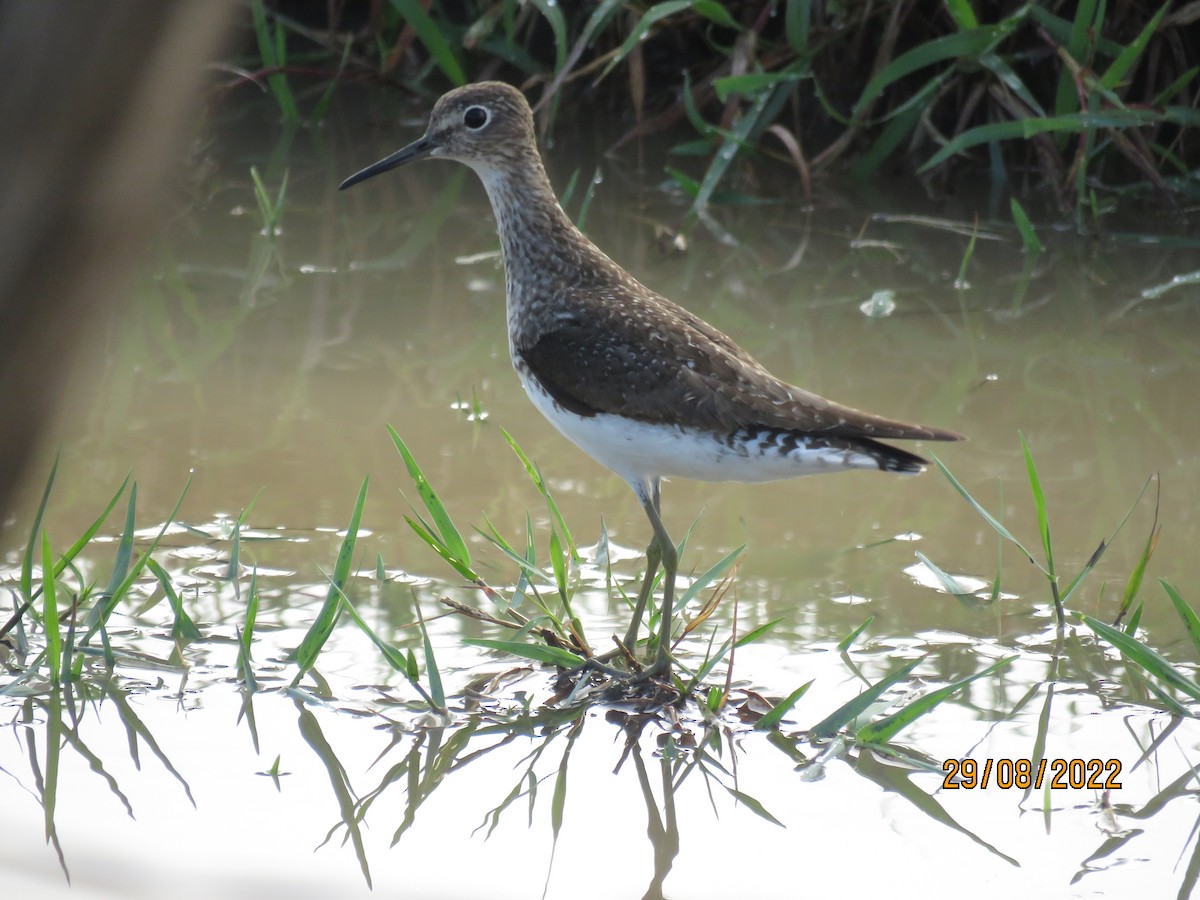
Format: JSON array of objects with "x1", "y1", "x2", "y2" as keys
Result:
[
  {"x1": 979, "y1": 52, "x2": 1046, "y2": 117},
  {"x1": 388, "y1": 0, "x2": 466, "y2": 85},
  {"x1": 389, "y1": 427, "x2": 472, "y2": 569},
  {"x1": 714, "y1": 69, "x2": 806, "y2": 103},
  {"x1": 809, "y1": 656, "x2": 925, "y2": 739},
  {"x1": 851, "y1": 76, "x2": 943, "y2": 177},
  {"x1": 693, "y1": 0, "x2": 740, "y2": 29},
  {"x1": 723, "y1": 786, "x2": 784, "y2": 827},
  {"x1": 405, "y1": 514, "x2": 479, "y2": 583},
  {"x1": 854, "y1": 25, "x2": 1014, "y2": 116},
  {"x1": 1152, "y1": 67, "x2": 1199, "y2": 106},
  {"x1": 601, "y1": 1, "x2": 693, "y2": 81},
  {"x1": 675, "y1": 545, "x2": 744, "y2": 613},
  {"x1": 501, "y1": 429, "x2": 577, "y2": 560},
  {"x1": 414, "y1": 598, "x2": 445, "y2": 709},
  {"x1": 1161, "y1": 581, "x2": 1200, "y2": 660},
  {"x1": 1010, "y1": 198, "x2": 1044, "y2": 255},
  {"x1": 529, "y1": 0, "x2": 568, "y2": 73},
  {"x1": 85, "y1": 472, "x2": 192, "y2": 643},
  {"x1": 915, "y1": 551, "x2": 975, "y2": 596},
  {"x1": 464, "y1": 638, "x2": 583, "y2": 668},
  {"x1": 755, "y1": 680, "x2": 814, "y2": 730},
  {"x1": 919, "y1": 109, "x2": 1163, "y2": 171},
  {"x1": 101, "y1": 481, "x2": 138, "y2": 611},
  {"x1": 1102, "y1": 1, "x2": 1169, "y2": 88},
  {"x1": 856, "y1": 656, "x2": 1016, "y2": 744},
  {"x1": 1020, "y1": 433, "x2": 1055, "y2": 581},
  {"x1": 836, "y1": 616, "x2": 873, "y2": 652},
  {"x1": 784, "y1": 0, "x2": 811, "y2": 55},
  {"x1": 944, "y1": 0, "x2": 979, "y2": 30},
  {"x1": 292, "y1": 476, "x2": 368, "y2": 685},
  {"x1": 736, "y1": 618, "x2": 780, "y2": 648},
  {"x1": 929, "y1": 452, "x2": 1046, "y2": 575},
  {"x1": 1079, "y1": 613, "x2": 1200, "y2": 702},
  {"x1": 21, "y1": 451, "x2": 59, "y2": 601},
  {"x1": 146, "y1": 557, "x2": 202, "y2": 642},
  {"x1": 239, "y1": 568, "x2": 260, "y2": 691},
  {"x1": 42, "y1": 532, "x2": 61, "y2": 683}
]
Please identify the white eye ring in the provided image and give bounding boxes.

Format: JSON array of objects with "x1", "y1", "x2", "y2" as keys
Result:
[{"x1": 464, "y1": 106, "x2": 489, "y2": 129}]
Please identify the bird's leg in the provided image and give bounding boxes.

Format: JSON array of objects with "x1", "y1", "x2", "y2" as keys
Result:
[
  {"x1": 637, "y1": 483, "x2": 677, "y2": 678},
  {"x1": 623, "y1": 479, "x2": 662, "y2": 654}
]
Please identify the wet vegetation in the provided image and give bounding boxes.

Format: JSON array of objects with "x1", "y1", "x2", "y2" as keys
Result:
[
  {"x1": 3, "y1": 420, "x2": 1198, "y2": 889},
  {"x1": 247, "y1": 0, "x2": 1199, "y2": 224},
  {"x1": 4, "y1": 2, "x2": 1200, "y2": 896}
]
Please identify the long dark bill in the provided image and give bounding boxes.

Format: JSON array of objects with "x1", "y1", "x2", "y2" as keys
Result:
[{"x1": 338, "y1": 136, "x2": 433, "y2": 190}]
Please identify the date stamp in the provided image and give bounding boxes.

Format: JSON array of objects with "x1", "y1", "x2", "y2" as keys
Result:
[{"x1": 942, "y1": 758, "x2": 1122, "y2": 790}]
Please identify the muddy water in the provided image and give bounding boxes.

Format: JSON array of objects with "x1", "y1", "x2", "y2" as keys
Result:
[{"x1": 3, "y1": 94, "x2": 1200, "y2": 898}]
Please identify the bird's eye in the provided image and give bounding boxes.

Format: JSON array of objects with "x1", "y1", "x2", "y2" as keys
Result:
[{"x1": 464, "y1": 106, "x2": 489, "y2": 129}]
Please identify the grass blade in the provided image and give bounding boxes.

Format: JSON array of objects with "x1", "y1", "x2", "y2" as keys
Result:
[
  {"x1": 601, "y1": 1, "x2": 692, "y2": 81},
  {"x1": 755, "y1": 680, "x2": 814, "y2": 730},
  {"x1": 856, "y1": 656, "x2": 1016, "y2": 744},
  {"x1": 389, "y1": 0, "x2": 466, "y2": 85},
  {"x1": 464, "y1": 638, "x2": 583, "y2": 668},
  {"x1": 501, "y1": 429, "x2": 577, "y2": 561},
  {"x1": 1101, "y1": 1, "x2": 1169, "y2": 89},
  {"x1": 1161, "y1": 581, "x2": 1200, "y2": 659},
  {"x1": 389, "y1": 427, "x2": 472, "y2": 570},
  {"x1": 854, "y1": 24, "x2": 1014, "y2": 116},
  {"x1": 1010, "y1": 198, "x2": 1045, "y2": 255},
  {"x1": 723, "y1": 786, "x2": 784, "y2": 827},
  {"x1": 914, "y1": 551, "x2": 975, "y2": 596},
  {"x1": 239, "y1": 568, "x2": 260, "y2": 692},
  {"x1": 1020, "y1": 433, "x2": 1055, "y2": 581},
  {"x1": 809, "y1": 656, "x2": 925, "y2": 739},
  {"x1": 21, "y1": 451, "x2": 60, "y2": 601},
  {"x1": 291, "y1": 476, "x2": 368, "y2": 686},
  {"x1": 42, "y1": 532, "x2": 61, "y2": 683},
  {"x1": 675, "y1": 545, "x2": 744, "y2": 614},
  {"x1": 1079, "y1": 613, "x2": 1200, "y2": 702},
  {"x1": 837, "y1": 616, "x2": 874, "y2": 652},
  {"x1": 85, "y1": 472, "x2": 191, "y2": 643},
  {"x1": 145, "y1": 557, "x2": 202, "y2": 643},
  {"x1": 929, "y1": 452, "x2": 1045, "y2": 574},
  {"x1": 414, "y1": 598, "x2": 445, "y2": 709},
  {"x1": 1115, "y1": 479, "x2": 1160, "y2": 623}
]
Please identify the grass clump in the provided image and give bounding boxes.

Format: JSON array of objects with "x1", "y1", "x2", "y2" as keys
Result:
[{"x1": 237, "y1": 0, "x2": 1199, "y2": 222}]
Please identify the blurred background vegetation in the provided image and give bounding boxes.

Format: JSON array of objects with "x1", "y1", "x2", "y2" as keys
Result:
[{"x1": 237, "y1": 0, "x2": 1200, "y2": 224}]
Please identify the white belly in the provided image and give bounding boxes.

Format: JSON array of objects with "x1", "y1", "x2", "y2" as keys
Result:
[{"x1": 518, "y1": 370, "x2": 880, "y2": 489}]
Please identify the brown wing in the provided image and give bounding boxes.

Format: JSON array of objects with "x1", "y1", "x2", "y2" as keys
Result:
[{"x1": 518, "y1": 292, "x2": 963, "y2": 443}]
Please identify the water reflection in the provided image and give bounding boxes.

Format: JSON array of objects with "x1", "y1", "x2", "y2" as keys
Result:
[{"x1": 8, "y1": 655, "x2": 1200, "y2": 898}]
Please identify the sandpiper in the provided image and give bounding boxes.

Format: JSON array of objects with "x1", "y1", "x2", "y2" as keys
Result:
[{"x1": 341, "y1": 81, "x2": 963, "y2": 679}]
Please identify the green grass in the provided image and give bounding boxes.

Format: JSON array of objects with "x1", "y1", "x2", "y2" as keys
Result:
[
  {"x1": 239, "y1": 0, "x2": 1197, "y2": 223},
  {"x1": 931, "y1": 435, "x2": 1153, "y2": 626},
  {"x1": 9, "y1": 426, "x2": 1200, "y2": 893},
  {"x1": 2, "y1": 425, "x2": 1188, "y2": 810}
]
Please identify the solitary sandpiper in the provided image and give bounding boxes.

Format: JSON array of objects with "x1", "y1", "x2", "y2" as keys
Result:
[{"x1": 341, "y1": 82, "x2": 963, "y2": 679}]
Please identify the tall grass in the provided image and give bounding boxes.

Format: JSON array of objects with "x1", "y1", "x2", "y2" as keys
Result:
[{"x1": 243, "y1": 0, "x2": 1197, "y2": 222}]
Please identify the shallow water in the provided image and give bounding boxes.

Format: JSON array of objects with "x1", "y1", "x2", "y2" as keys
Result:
[{"x1": 3, "y1": 92, "x2": 1200, "y2": 898}]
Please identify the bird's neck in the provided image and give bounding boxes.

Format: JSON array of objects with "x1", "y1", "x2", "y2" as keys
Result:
[{"x1": 471, "y1": 150, "x2": 614, "y2": 344}]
